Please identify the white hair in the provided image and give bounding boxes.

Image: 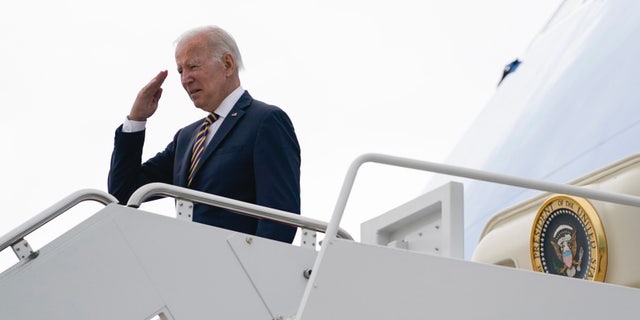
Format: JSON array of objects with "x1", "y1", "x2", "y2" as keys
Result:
[{"x1": 175, "y1": 25, "x2": 244, "y2": 72}]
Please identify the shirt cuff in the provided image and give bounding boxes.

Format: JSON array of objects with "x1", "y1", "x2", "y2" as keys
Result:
[{"x1": 122, "y1": 116, "x2": 146, "y2": 133}]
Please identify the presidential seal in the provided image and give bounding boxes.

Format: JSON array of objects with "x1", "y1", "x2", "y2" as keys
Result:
[{"x1": 530, "y1": 195, "x2": 607, "y2": 281}]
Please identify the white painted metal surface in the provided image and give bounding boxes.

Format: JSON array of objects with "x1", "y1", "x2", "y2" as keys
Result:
[
  {"x1": 297, "y1": 239, "x2": 640, "y2": 319},
  {"x1": 0, "y1": 204, "x2": 316, "y2": 319},
  {"x1": 361, "y1": 181, "x2": 464, "y2": 258},
  {"x1": 296, "y1": 153, "x2": 640, "y2": 319}
]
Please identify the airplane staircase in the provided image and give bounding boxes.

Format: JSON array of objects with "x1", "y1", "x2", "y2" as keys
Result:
[{"x1": 0, "y1": 154, "x2": 638, "y2": 319}]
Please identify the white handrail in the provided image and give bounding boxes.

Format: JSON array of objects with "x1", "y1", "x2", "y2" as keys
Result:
[
  {"x1": 0, "y1": 189, "x2": 118, "y2": 253},
  {"x1": 126, "y1": 183, "x2": 354, "y2": 240},
  {"x1": 323, "y1": 153, "x2": 640, "y2": 242}
]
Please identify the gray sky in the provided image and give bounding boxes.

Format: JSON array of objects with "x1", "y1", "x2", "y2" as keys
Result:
[{"x1": 0, "y1": 1, "x2": 562, "y2": 262}]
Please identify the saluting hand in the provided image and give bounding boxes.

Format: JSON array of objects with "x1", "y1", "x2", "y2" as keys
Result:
[{"x1": 128, "y1": 70, "x2": 169, "y2": 121}]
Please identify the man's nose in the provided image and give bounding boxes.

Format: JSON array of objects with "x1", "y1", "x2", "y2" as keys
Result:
[{"x1": 181, "y1": 72, "x2": 192, "y2": 85}]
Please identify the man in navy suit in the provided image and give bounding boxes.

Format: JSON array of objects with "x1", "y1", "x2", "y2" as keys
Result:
[{"x1": 108, "y1": 26, "x2": 301, "y2": 243}]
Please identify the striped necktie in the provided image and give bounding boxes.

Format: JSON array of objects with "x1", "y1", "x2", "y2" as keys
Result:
[{"x1": 188, "y1": 113, "x2": 218, "y2": 186}]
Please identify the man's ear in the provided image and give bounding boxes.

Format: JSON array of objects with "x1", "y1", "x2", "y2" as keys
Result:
[{"x1": 222, "y1": 53, "x2": 236, "y2": 76}]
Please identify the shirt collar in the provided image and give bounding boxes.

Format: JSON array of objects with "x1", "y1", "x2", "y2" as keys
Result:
[{"x1": 214, "y1": 85, "x2": 244, "y2": 118}]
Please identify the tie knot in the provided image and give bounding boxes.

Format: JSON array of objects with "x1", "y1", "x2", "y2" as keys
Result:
[{"x1": 204, "y1": 113, "x2": 218, "y2": 126}]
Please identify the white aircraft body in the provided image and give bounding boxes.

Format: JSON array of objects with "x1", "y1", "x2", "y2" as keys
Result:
[
  {"x1": 437, "y1": 0, "x2": 640, "y2": 256},
  {"x1": 1, "y1": 0, "x2": 639, "y2": 318}
]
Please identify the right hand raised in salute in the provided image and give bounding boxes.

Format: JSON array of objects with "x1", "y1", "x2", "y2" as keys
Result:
[{"x1": 128, "y1": 70, "x2": 168, "y2": 121}]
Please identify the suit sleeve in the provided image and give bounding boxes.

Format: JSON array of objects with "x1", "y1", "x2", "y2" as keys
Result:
[
  {"x1": 108, "y1": 125, "x2": 176, "y2": 204},
  {"x1": 253, "y1": 109, "x2": 301, "y2": 243}
]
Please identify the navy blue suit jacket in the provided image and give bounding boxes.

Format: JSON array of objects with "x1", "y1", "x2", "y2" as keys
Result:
[{"x1": 108, "y1": 91, "x2": 301, "y2": 243}]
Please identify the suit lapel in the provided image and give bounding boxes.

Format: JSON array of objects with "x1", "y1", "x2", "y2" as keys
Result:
[{"x1": 187, "y1": 92, "x2": 252, "y2": 184}]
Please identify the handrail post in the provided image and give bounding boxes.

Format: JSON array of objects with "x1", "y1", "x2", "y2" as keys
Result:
[{"x1": 321, "y1": 154, "x2": 371, "y2": 244}]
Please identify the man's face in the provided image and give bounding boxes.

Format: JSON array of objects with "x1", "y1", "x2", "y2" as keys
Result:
[{"x1": 175, "y1": 34, "x2": 231, "y2": 113}]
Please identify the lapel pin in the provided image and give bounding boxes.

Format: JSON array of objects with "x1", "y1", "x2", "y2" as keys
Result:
[{"x1": 231, "y1": 112, "x2": 238, "y2": 117}]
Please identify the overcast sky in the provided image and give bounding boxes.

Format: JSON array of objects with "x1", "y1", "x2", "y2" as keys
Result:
[{"x1": 0, "y1": 1, "x2": 562, "y2": 264}]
